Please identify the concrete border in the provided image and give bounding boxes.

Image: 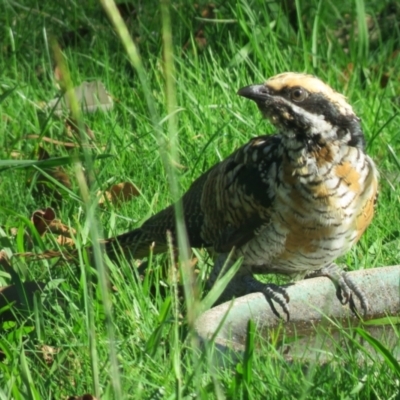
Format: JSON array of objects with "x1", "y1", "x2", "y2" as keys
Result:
[{"x1": 195, "y1": 266, "x2": 400, "y2": 354}]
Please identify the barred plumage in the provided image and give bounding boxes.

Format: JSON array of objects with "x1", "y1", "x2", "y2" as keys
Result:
[{"x1": 107, "y1": 72, "x2": 378, "y2": 318}]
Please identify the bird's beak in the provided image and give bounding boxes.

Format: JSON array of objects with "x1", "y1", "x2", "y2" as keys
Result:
[{"x1": 237, "y1": 84, "x2": 270, "y2": 102}]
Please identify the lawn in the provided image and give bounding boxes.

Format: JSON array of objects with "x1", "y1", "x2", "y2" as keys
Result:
[{"x1": 0, "y1": 0, "x2": 400, "y2": 398}]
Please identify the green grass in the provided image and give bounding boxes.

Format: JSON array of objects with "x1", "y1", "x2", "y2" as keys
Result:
[{"x1": 1, "y1": 0, "x2": 400, "y2": 398}]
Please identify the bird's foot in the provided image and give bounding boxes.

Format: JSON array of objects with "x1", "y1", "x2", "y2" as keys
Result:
[
  {"x1": 243, "y1": 275, "x2": 290, "y2": 321},
  {"x1": 308, "y1": 263, "x2": 368, "y2": 317}
]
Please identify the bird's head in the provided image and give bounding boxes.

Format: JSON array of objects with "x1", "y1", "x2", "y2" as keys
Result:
[{"x1": 238, "y1": 72, "x2": 365, "y2": 149}]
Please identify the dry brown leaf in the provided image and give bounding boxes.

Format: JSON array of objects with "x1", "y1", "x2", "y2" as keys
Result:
[
  {"x1": 47, "y1": 219, "x2": 77, "y2": 247},
  {"x1": 48, "y1": 169, "x2": 72, "y2": 188},
  {"x1": 99, "y1": 182, "x2": 140, "y2": 207},
  {"x1": 109, "y1": 182, "x2": 140, "y2": 202},
  {"x1": 46, "y1": 219, "x2": 76, "y2": 237},
  {"x1": 31, "y1": 208, "x2": 77, "y2": 247},
  {"x1": 56, "y1": 235, "x2": 76, "y2": 247},
  {"x1": 31, "y1": 208, "x2": 56, "y2": 236}
]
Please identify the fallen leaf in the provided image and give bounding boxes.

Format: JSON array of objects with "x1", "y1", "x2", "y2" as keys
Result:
[
  {"x1": 31, "y1": 208, "x2": 56, "y2": 236},
  {"x1": 56, "y1": 235, "x2": 76, "y2": 247},
  {"x1": 47, "y1": 219, "x2": 76, "y2": 237},
  {"x1": 31, "y1": 208, "x2": 77, "y2": 247},
  {"x1": 99, "y1": 182, "x2": 140, "y2": 207},
  {"x1": 45, "y1": 217, "x2": 77, "y2": 248}
]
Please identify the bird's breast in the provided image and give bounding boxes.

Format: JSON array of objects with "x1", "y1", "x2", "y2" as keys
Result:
[{"x1": 241, "y1": 144, "x2": 378, "y2": 274}]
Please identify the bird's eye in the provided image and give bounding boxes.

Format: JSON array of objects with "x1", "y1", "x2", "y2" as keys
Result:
[{"x1": 290, "y1": 87, "x2": 308, "y2": 102}]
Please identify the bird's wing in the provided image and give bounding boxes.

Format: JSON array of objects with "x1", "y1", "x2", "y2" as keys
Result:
[
  {"x1": 198, "y1": 135, "x2": 280, "y2": 252},
  {"x1": 111, "y1": 135, "x2": 280, "y2": 258}
]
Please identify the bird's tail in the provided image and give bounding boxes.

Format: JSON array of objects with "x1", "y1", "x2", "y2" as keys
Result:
[
  {"x1": 104, "y1": 228, "x2": 169, "y2": 260},
  {"x1": 14, "y1": 228, "x2": 169, "y2": 262}
]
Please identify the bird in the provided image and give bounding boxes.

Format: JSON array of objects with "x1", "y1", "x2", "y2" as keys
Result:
[
  {"x1": 21, "y1": 72, "x2": 377, "y2": 318},
  {"x1": 104, "y1": 72, "x2": 378, "y2": 318}
]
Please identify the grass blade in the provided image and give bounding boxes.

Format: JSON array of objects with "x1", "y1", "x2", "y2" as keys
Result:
[{"x1": 356, "y1": 327, "x2": 400, "y2": 377}]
